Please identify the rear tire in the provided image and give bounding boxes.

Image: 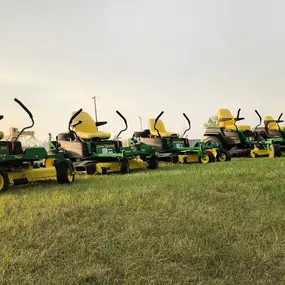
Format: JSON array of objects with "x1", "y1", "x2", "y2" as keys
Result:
[
  {"x1": 0, "y1": 170, "x2": 9, "y2": 192},
  {"x1": 217, "y1": 149, "x2": 231, "y2": 162},
  {"x1": 199, "y1": 151, "x2": 215, "y2": 164},
  {"x1": 204, "y1": 136, "x2": 222, "y2": 146},
  {"x1": 55, "y1": 160, "x2": 75, "y2": 184},
  {"x1": 204, "y1": 136, "x2": 231, "y2": 150},
  {"x1": 147, "y1": 155, "x2": 159, "y2": 169},
  {"x1": 269, "y1": 144, "x2": 282, "y2": 158}
]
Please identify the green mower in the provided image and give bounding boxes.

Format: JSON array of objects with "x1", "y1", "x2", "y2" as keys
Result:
[
  {"x1": 203, "y1": 108, "x2": 281, "y2": 158},
  {"x1": 131, "y1": 111, "x2": 231, "y2": 164},
  {"x1": 0, "y1": 98, "x2": 75, "y2": 192},
  {"x1": 49, "y1": 109, "x2": 159, "y2": 174},
  {"x1": 255, "y1": 111, "x2": 285, "y2": 153}
]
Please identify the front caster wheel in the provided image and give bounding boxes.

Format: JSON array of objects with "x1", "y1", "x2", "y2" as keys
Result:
[
  {"x1": 147, "y1": 155, "x2": 159, "y2": 169},
  {"x1": 120, "y1": 159, "x2": 130, "y2": 174},
  {"x1": 199, "y1": 151, "x2": 215, "y2": 164},
  {"x1": 217, "y1": 149, "x2": 231, "y2": 162},
  {"x1": 55, "y1": 160, "x2": 75, "y2": 184}
]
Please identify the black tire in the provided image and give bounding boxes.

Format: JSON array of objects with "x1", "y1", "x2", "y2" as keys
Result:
[
  {"x1": 204, "y1": 136, "x2": 230, "y2": 150},
  {"x1": 199, "y1": 151, "x2": 215, "y2": 164},
  {"x1": 147, "y1": 155, "x2": 159, "y2": 169},
  {"x1": 170, "y1": 154, "x2": 179, "y2": 164},
  {"x1": 269, "y1": 144, "x2": 282, "y2": 158},
  {"x1": 85, "y1": 163, "x2": 96, "y2": 175},
  {"x1": 55, "y1": 160, "x2": 75, "y2": 184},
  {"x1": 0, "y1": 170, "x2": 9, "y2": 192},
  {"x1": 120, "y1": 159, "x2": 130, "y2": 174},
  {"x1": 217, "y1": 149, "x2": 232, "y2": 162}
]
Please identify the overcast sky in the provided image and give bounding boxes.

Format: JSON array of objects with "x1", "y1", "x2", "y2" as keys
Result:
[{"x1": 1, "y1": 0, "x2": 285, "y2": 140}]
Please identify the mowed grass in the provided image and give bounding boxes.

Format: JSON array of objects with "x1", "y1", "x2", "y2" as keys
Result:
[{"x1": 1, "y1": 159, "x2": 285, "y2": 284}]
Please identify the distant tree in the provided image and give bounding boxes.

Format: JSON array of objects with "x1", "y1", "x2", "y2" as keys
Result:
[{"x1": 204, "y1": 115, "x2": 219, "y2": 128}]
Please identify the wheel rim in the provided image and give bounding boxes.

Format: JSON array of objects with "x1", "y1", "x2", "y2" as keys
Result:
[
  {"x1": 269, "y1": 149, "x2": 274, "y2": 158},
  {"x1": 0, "y1": 175, "x2": 4, "y2": 190},
  {"x1": 219, "y1": 153, "x2": 227, "y2": 162},
  {"x1": 201, "y1": 155, "x2": 210, "y2": 164},
  {"x1": 67, "y1": 169, "x2": 74, "y2": 182}
]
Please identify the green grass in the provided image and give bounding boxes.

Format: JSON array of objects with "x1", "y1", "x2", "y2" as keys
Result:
[{"x1": 2, "y1": 158, "x2": 285, "y2": 284}]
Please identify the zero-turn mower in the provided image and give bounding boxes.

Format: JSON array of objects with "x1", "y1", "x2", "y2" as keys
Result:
[
  {"x1": 0, "y1": 98, "x2": 75, "y2": 192},
  {"x1": 131, "y1": 111, "x2": 231, "y2": 164},
  {"x1": 49, "y1": 109, "x2": 159, "y2": 174},
  {"x1": 203, "y1": 108, "x2": 281, "y2": 158},
  {"x1": 255, "y1": 111, "x2": 285, "y2": 153}
]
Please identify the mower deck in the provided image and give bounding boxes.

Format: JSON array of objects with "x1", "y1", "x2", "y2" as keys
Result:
[
  {"x1": 7, "y1": 167, "x2": 58, "y2": 185},
  {"x1": 73, "y1": 159, "x2": 149, "y2": 175}
]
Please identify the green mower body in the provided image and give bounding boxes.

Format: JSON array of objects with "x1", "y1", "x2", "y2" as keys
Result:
[
  {"x1": 132, "y1": 111, "x2": 231, "y2": 164},
  {"x1": 203, "y1": 109, "x2": 281, "y2": 158},
  {"x1": 50, "y1": 109, "x2": 159, "y2": 174},
  {"x1": 255, "y1": 112, "x2": 285, "y2": 153},
  {"x1": 0, "y1": 99, "x2": 75, "y2": 193}
]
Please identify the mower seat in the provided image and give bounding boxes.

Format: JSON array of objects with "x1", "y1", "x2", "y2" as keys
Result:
[
  {"x1": 218, "y1": 109, "x2": 251, "y2": 132},
  {"x1": 224, "y1": 125, "x2": 252, "y2": 131},
  {"x1": 0, "y1": 131, "x2": 3, "y2": 140},
  {"x1": 0, "y1": 141, "x2": 23, "y2": 155},
  {"x1": 264, "y1": 116, "x2": 285, "y2": 131},
  {"x1": 148, "y1": 118, "x2": 180, "y2": 138},
  {"x1": 71, "y1": 111, "x2": 111, "y2": 140}
]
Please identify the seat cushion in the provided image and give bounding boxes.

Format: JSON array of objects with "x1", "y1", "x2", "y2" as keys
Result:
[
  {"x1": 72, "y1": 111, "x2": 111, "y2": 140},
  {"x1": 226, "y1": 125, "x2": 251, "y2": 131},
  {"x1": 77, "y1": 131, "x2": 111, "y2": 140},
  {"x1": 268, "y1": 125, "x2": 285, "y2": 131},
  {"x1": 149, "y1": 118, "x2": 180, "y2": 138},
  {"x1": 160, "y1": 132, "x2": 180, "y2": 138}
]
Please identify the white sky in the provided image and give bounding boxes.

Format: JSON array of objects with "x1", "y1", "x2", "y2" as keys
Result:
[{"x1": 1, "y1": 0, "x2": 285, "y2": 140}]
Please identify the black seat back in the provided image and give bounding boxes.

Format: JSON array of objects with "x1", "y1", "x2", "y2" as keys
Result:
[{"x1": 0, "y1": 141, "x2": 23, "y2": 155}]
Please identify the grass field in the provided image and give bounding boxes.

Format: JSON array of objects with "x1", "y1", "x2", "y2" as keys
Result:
[{"x1": 1, "y1": 158, "x2": 285, "y2": 284}]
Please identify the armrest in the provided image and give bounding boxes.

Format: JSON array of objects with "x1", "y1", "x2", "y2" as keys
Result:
[
  {"x1": 71, "y1": 120, "x2": 82, "y2": 128},
  {"x1": 96, "y1": 121, "x2": 107, "y2": 127},
  {"x1": 219, "y1": 117, "x2": 232, "y2": 122},
  {"x1": 235, "y1": 117, "x2": 245, "y2": 122}
]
